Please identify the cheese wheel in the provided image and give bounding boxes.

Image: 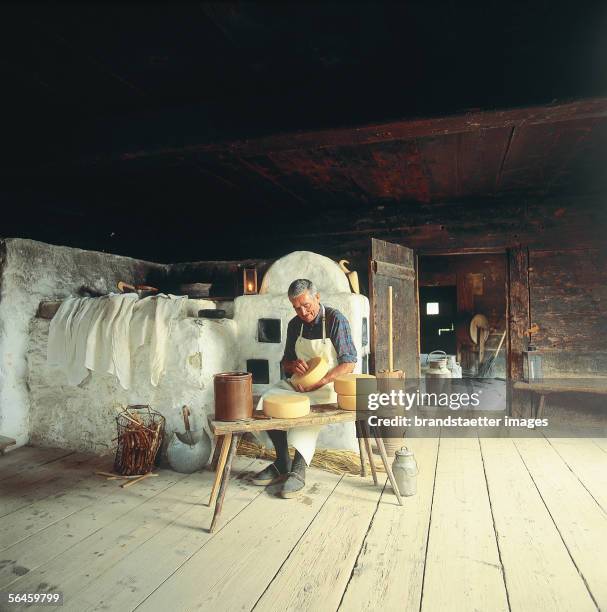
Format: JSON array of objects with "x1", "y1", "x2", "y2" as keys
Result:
[
  {"x1": 263, "y1": 394, "x2": 311, "y2": 419},
  {"x1": 334, "y1": 373, "x2": 376, "y2": 396},
  {"x1": 337, "y1": 394, "x2": 357, "y2": 411},
  {"x1": 290, "y1": 356, "x2": 329, "y2": 388}
]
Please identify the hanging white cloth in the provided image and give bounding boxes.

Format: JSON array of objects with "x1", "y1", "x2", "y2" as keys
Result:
[
  {"x1": 88, "y1": 293, "x2": 139, "y2": 389},
  {"x1": 255, "y1": 305, "x2": 339, "y2": 465},
  {"x1": 48, "y1": 293, "x2": 186, "y2": 390},
  {"x1": 130, "y1": 294, "x2": 187, "y2": 386},
  {"x1": 48, "y1": 294, "x2": 138, "y2": 388}
]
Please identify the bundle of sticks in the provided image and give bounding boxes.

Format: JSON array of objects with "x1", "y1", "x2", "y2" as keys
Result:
[
  {"x1": 113, "y1": 406, "x2": 164, "y2": 476},
  {"x1": 237, "y1": 438, "x2": 386, "y2": 476}
]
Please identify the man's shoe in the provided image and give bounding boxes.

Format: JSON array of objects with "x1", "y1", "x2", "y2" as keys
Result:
[
  {"x1": 279, "y1": 472, "x2": 306, "y2": 498},
  {"x1": 251, "y1": 462, "x2": 288, "y2": 486}
]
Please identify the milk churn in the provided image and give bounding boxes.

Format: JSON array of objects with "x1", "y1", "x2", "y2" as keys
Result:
[
  {"x1": 446, "y1": 355, "x2": 463, "y2": 378},
  {"x1": 425, "y1": 350, "x2": 452, "y2": 396},
  {"x1": 392, "y1": 447, "x2": 419, "y2": 497},
  {"x1": 426, "y1": 350, "x2": 451, "y2": 377}
]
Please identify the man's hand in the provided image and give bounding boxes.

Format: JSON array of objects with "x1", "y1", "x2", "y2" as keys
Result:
[
  {"x1": 293, "y1": 359, "x2": 309, "y2": 375},
  {"x1": 284, "y1": 359, "x2": 309, "y2": 376}
]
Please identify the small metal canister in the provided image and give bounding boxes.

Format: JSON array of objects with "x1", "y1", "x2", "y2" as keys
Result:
[{"x1": 392, "y1": 446, "x2": 419, "y2": 497}]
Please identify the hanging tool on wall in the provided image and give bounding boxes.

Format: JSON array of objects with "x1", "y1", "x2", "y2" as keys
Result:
[
  {"x1": 469, "y1": 313, "x2": 490, "y2": 365},
  {"x1": 338, "y1": 260, "x2": 360, "y2": 294}
]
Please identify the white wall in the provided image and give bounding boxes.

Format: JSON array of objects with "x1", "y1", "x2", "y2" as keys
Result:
[
  {"x1": 27, "y1": 316, "x2": 237, "y2": 454},
  {"x1": 0, "y1": 238, "x2": 167, "y2": 447}
]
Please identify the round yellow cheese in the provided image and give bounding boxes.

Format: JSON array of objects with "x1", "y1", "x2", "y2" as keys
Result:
[
  {"x1": 337, "y1": 394, "x2": 357, "y2": 411},
  {"x1": 334, "y1": 373, "x2": 376, "y2": 396},
  {"x1": 263, "y1": 394, "x2": 311, "y2": 419},
  {"x1": 290, "y1": 356, "x2": 329, "y2": 388}
]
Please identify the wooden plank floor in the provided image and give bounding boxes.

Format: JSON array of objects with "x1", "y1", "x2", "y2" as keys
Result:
[{"x1": 0, "y1": 438, "x2": 605, "y2": 612}]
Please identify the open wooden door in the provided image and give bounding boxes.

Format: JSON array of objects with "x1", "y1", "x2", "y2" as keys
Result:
[{"x1": 369, "y1": 238, "x2": 420, "y2": 378}]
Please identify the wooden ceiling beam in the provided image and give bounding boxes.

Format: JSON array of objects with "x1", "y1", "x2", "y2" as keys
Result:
[{"x1": 116, "y1": 97, "x2": 607, "y2": 161}]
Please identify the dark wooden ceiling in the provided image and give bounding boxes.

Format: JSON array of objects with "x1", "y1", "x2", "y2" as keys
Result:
[
  {"x1": 156, "y1": 99, "x2": 606, "y2": 206},
  {"x1": 2, "y1": 1, "x2": 607, "y2": 261}
]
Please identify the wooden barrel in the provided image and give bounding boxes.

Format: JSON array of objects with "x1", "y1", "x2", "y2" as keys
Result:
[{"x1": 214, "y1": 372, "x2": 253, "y2": 421}]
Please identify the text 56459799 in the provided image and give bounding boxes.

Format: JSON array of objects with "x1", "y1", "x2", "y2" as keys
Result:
[{"x1": 1, "y1": 592, "x2": 63, "y2": 606}]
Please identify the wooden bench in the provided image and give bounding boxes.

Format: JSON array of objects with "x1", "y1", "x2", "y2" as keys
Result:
[
  {"x1": 0, "y1": 435, "x2": 16, "y2": 455},
  {"x1": 513, "y1": 380, "x2": 607, "y2": 419},
  {"x1": 207, "y1": 404, "x2": 404, "y2": 532}
]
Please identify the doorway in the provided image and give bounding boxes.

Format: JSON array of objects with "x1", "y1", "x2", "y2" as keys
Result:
[
  {"x1": 419, "y1": 286, "x2": 457, "y2": 355},
  {"x1": 418, "y1": 253, "x2": 507, "y2": 378}
]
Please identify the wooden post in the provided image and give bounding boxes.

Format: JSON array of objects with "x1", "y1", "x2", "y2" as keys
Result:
[
  {"x1": 507, "y1": 246, "x2": 531, "y2": 417},
  {"x1": 388, "y1": 285, "x2": 394, "y2": 372}
]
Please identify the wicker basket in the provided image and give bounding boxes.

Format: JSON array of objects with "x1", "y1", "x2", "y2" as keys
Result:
[{"x1": 114, "y1": 405, "x2": 165, "y2": 476}]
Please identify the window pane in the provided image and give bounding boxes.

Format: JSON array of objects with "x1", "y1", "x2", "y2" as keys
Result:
[
  {"x1": 257, "y1": 318, "x2": 281, "y2": 343},
  {"x1": 426, "y1": 302, "x2": 439, "y2": 315}
]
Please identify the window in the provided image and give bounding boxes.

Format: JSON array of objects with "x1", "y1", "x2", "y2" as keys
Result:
[
  {"x1": 246, "y1": 359, "x2": 270, "y2": 384},
  {"x1": 426, "y1": 302, "x2": 439, "y2": 315},
  {"x1": 257, "y1": 318, "x2": 281, "y2": 343}
]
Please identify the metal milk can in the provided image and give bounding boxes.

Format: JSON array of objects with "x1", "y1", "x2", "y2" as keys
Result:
[
  {"x1": 425, "y1": 350, "x2": 452, "y2": 397},
  {"x1": 426, "y1": 350, "x2": 452, "y2": 378},
  {"x1": 392, "y1": 446, "x2": 419, "y2": 497},
  {"x1": 447, "y1": 355, "x2": 463, "y2": 378}
]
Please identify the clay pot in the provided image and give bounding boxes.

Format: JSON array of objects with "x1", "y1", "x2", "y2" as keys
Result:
[{"x1": 214, "y1": 372, "x2": 253, "y2": 421}]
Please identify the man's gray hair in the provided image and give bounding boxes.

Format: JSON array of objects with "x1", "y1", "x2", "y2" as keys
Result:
[{"x1": 288, "y1": 279, "x2": 318, "y2": 299}]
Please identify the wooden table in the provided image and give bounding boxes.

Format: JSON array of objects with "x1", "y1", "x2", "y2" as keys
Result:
[
  {"x1": 207, "y1": 404, "x2": 404, "y2": 532},
  {"x1": 513, "y1": 380, "x2": 607, "y2": 419}
]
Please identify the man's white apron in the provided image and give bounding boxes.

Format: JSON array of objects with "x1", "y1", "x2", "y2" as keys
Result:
[{"x1": 255, "y1": 305, "x2": 338, "y2": 465}]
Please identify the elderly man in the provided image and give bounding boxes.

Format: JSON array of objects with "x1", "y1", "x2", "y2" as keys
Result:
[{"x1": 252, "y1": 279, "x2": 357, "y2": 498}]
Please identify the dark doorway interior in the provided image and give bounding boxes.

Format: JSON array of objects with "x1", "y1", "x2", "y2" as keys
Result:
[
  {"x1": 419, "y1": 286, "x2": 457, "y2": 355},
  {"x1": 418, "y1": 253, "x2": 507, "y2": 377}
]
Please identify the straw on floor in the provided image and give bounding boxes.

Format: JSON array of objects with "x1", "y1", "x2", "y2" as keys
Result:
[{"x1": 236, "y1": 437, "x2": 385, "y2": 475}]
